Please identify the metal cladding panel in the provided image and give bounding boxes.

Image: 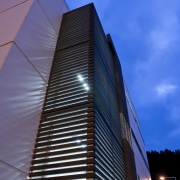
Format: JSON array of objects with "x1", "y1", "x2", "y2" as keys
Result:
[
  {"x1": 125, "y1": 85, "x2": 151, "y2": 179},
  {"x1": 14, "y1": 0, "x2": 63, "y2": 82},
  {"x1": 127, "y1": 102, "x2": 146, "y2": 157},
  {"x1": 0, "y1": 0, "x2": 32, "y2": 13},
  {"x1": 132, "y1": 138, "x2": 151, "y2": 180},
  {"x1": 38, "y1": 0, "x2": 68, "y2": 33},
  {"x1": 125, "y1": 89, "x2": 149, "y2": 163},
  {"x1": 0, "y1": 0, "x2": 68, "y2": 179},
  {"x1": 0, "y1": 162, "x2": 26, "y2": 180},
  {"x1": 0, "y1": 0, "x2": 34, "y2": 46},
  {"x1": 0, "y1": 43, "x2": 12, "y2": 70},
  {"x1": 0, "y1": 44, "x2": 47, "y2": 178}
]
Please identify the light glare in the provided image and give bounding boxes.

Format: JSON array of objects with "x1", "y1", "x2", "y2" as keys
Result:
[
  {"x1": 81, "y1": 144, "x2": 87, "y2": 148},
  {"x1": 78, "y1": 74, "x2": 83, "y2": 81},
  {"x1": 83, "y1": 83, "x2": 89, "y2": 91},
  {"x1": 85, "y1": 86, "x2": 89, "y2": 91}
]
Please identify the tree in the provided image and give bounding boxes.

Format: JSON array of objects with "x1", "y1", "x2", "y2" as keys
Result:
[{"x1": 147, "y1": 150, "x2": 180, "y2": 180}]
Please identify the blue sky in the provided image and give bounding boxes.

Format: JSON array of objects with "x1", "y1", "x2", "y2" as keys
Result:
[{"x1": 65, "y1": 0, "x2": 180, "y2": 151}]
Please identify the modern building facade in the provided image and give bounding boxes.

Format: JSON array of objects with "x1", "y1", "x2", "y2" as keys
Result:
[
  {"x1": 0, "y1": 0, "x2": 68, "y2": 179},
  {"x1": 0, "y1": 1, "x2": 151, "y2": 180},
  {"x1": 125, "y1": 84, "x2": 151, "y2": 179}
]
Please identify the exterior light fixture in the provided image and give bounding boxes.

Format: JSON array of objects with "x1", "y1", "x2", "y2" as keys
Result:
[
  {"x1": 76, "y1": 139, "x2": 81, "y2": 143},
  {"x1": 160, "y1": 176, "x2": 177, "y2": 180},
  {"x1": 83, "y1": 83, "x2": 88, "y2": 87},
  {"x1": 77, "y1": 74, "x2": 84, "y2": 81},
  {"x1": 81, "y1": 145, "x2": 86, "y2": 148},
  {"x1": 83, "y1": 83, "x2": 89, "y2": 91},
  {"x1": 77, "y1": 74, "x2": 89, "y2": 91},
  {"x1": 84, "y1": 86, "x2": 89, "y2": 91}
]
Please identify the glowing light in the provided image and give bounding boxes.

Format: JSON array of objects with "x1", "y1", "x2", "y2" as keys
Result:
[
  {"x1": 85, "y1": 86, "x2": 89, "y2": 91},
  {"x1": 83, "y1": 83, "x2": 89, "y2": 91},
  {"x1": 81, "y1": 144, "x2": 87, "y2": 148},
  {"x1": 159, "y1": 177, "x2": 176, "y2": 180},
  {"x1": 77, "y1": 74, "x2": 84, "y2": 81},
  {"x1": 77, "y1": 74, "x2": 89, "y2": 91}
]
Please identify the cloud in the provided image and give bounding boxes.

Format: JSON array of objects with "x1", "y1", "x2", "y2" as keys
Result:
[
  {"x1": 155, "y1": 83, "x2": 177, "y2": 97},
  {"x1": 149, "y1": 29, "x2": 175, "y2": 51},
  {"x1": 147, "y1": 11, "x2": 179, "y2": 51},
  {"x1": 136, "y1": 10, "x2": 180, "y2": 73},
  {"x1": 132, "y1": 6, "x2": 180, "y2": 106}
]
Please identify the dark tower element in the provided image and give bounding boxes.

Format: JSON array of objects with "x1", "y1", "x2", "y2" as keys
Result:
[{"x1": 29, "y1": 4, "x2": 136, "y2": 179}]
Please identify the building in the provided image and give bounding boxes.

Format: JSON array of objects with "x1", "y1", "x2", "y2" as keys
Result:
[
  {"x1": 125, "y1": 83, "x2": 152, "y2": 179},
  {"x1": 0, "y1": 0, "x2": 68, "y2": 179},
  {"x1": 0, "y1": 1, "x2": 151, "y2": 180}
]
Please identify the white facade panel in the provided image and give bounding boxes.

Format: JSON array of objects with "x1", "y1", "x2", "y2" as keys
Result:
[
  {"x1": 38, "y1": 0, "x2": 68, "y2": 33},
  {"x1": 0, "y1": 0, "x2": 31, "y2": 13},
  {"x1": 0, "y1": 43, "x2": 12, "y2": 70},
  {"x1": 0, "y1": 161, "x2": 27, "y2": 180},
  {"x1": 15, "y1": 0, "x2": 68, "y2": 82},
  {"x1": 0, "y1": 0, "x2": 34, "y2": 46},
  {"x1": 0, "y1": 0, "x2": 68, "y2": 179},
  {"x1": 0, "y1": 44, "x2": 47, "y2": 178}
]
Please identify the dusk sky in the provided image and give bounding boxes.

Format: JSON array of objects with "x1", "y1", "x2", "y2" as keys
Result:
[{"x1": 66, "y1": 0, "x2": 180, "y2": 151}]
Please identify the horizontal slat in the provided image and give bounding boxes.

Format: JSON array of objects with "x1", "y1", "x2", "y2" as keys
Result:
[
  {"x1": 34, "y1": 139, "x2": 94, "y2": 154},
  {"x1": 49, "y1": 66, "x2": 93, "y2": 82},
  {"x1": 39, "y1": 118, "x2": 90, "y2": 129},
  {"x1": 46, "y1": 96, "x2": 87, "y2": 105},
  {"x1": 40, "y1": 109, "x2": 88, "y2": 122},
  {"x1": 31, "y1": 158, "x2": 94, "y2": 171},
  {"x1": 29, "y1": 172, "x2": 94, "y2": 180},
  {"x1": 33, "y1": 145, "x2": 94, "y2": 159},
  {"x1": 95, "y1": 156, "x2": 113, "y2": 179},
  {"x1": 37, "y1": 128, "x2": 91, "y2": 140},
  {"x1": 39, "y1": 116, "x2": 90, "y2": 130},
  {"x1": 38, "y1": 121, "x2": 94, "y2": 136},
  {"x1": 41, "y1": 104, "x2": 93, "y2": 118},
  {"x1": 35, "y1": 133, "x2": 94, "y2": 148},
  {"x1": 29, "y1": 164, "x2": 94, "y2": 177},
  {"x1": 31, "y1": 151, "x2": 94, "y2": 165},
  {"x1": 36, "y1": 123, "x2": 94, "y2": 142},
  {"x1": 43, "y1": 99, "x2": 92, "y2": 113}
]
